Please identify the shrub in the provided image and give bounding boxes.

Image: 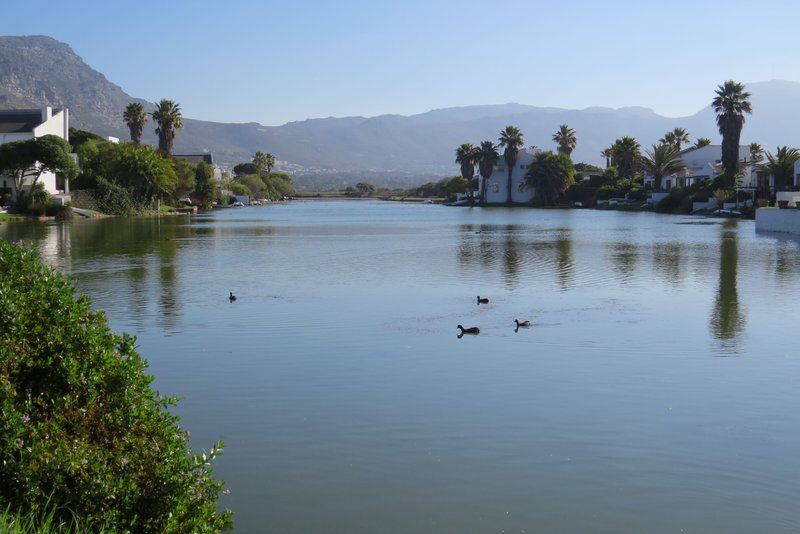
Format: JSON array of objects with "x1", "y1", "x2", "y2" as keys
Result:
[
  {"x1": 30, "y1": 184, "x2": 49, "y2": 206},
  {"x1": 0, "y1": 242, "x2": 232, "y2": 532}
]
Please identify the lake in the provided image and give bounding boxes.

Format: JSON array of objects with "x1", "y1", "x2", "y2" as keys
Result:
[{"x1": 3, "y1": 200, "x2": 800, "y2": 533}]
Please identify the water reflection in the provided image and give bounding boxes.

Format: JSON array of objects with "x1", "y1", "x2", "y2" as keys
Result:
[
  {"x1": 652, "y1": 242, "x2": 683, "y2": 286},
  {"x1": 710, "y1": 220, "x2": 745, "y2": 350},
  {"x1": 555, "y1": 229, "x2": 573, "y2": 291},
  {"x1": 608, "y1": 242, "x2": 638, "y2": 282}
]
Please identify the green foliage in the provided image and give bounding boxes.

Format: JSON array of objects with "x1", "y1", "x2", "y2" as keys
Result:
[
  {"x1": 526, "y1": 151, "x2": 576, "y2": 206},
  {"x1": 122, "y1": 102, "x2": 148, "y2": 145},
  {"x1": 68, "y1": 128, "x2": 104, "y2": 152},
  {"x1": 0, "y1": 136, "x2": 78, "y2": 208},
  {"x1": 107, "y1": 144, "x2": 177, "y2": 200},
  {"x1": 234, "y1": 174, "x2": 264, "y2": 199},
  {"x1": 262, "y1": 171, "x2": 295, "y2": 200},
  {"x1": 194, "y1": 162, "x2": 218, "y2": 208},
  {"x1": 152, "y1": 99, "x2": 183, "y2": 156},
  {"x1": 223, "y1": 181, "x2": 251, "y2": 198},
  {"x1": 0, "y1": 242, "x2": 232, "y2": 532},
  {"x1": 30, "y1": 183, "x2": 49, "y2": 206},
  {"x1": 233, "y1": 163, "x2": 258, "y2": 176},
  {"x1": 172, "y1": 159, "x2": 197, "y2": 198}
]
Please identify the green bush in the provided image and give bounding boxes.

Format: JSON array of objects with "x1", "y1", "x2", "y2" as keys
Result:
[{"x1": 0, "y1": 241, "x2": 232, "y2": 532}]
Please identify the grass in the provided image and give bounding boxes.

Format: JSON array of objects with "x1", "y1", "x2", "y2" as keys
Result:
[
  {"x1": 0, "y1": 506, "x2": 100, "y2": 534},
  {"x1": 0, "y1": 212, "x2": 32, "y2": 221}
]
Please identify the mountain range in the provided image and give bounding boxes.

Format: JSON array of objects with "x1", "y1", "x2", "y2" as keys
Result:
[{"x1": 3, "y1": 35, "x2": 800, "y2": 188}]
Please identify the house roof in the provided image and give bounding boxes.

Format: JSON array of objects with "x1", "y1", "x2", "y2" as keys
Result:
[
  {"x1": 173, "y1": 153, "x2": 214, "y2": 165},
  {"x1": 0, "y1": 109, "x2": 43, "y2": 134}
]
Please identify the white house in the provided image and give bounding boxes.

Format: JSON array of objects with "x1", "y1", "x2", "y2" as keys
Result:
[
  {"x1": 644, "y1": 145, "x2": 754, "y2": 191},
  {"x1": 0, "y1": 107, "x2": 71, "y2": 202},
  {"x1": 479, "y1": 147, "x2": 538, "y2": 204}
]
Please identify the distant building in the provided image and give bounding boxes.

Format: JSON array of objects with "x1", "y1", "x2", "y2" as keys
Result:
[
  {"x1": 0, "y1": 107, "x2": 71, "y2": 201},
  {"x1": 478, "y1": 147, "x2": 538, "y2": 204},
  {"x1": 173, "y1": 153, "x2": 223, "y2": 182},
  {"x1": 644, "y1": 144, "x2": 762, "y2": 191}
]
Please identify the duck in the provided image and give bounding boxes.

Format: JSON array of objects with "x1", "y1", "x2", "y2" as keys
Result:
[
  {"x1": 457, "y1": 325, "x2": 480, "y2": 335},
  {"x1": 477, "y1": 296, "x2": 489, "y2": 304},
  {"x1": 514, "y1": 319, "x2": 531, "y2": 328},
  {"x1": 229, "y1": 292, "x2": 237, "y2": 302}
]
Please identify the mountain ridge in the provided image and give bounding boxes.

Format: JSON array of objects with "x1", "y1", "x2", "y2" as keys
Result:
[{"x1": 3, "y1": 35, "x2": 800, "y2": 187}]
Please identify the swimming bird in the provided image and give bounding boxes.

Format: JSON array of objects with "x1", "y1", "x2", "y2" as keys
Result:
[
  {"x1": 477, "y1": 296, "x2": 489, "y2": 304},
  {"x1": 229, "y1": 292, "x2": 237, "y2": 302},
  {"x1": 457, "y1": 325, "x2": 480, "y2": 335},
  {"x1": 514, "y1": 319, "x2": 531, "y2": 328}
]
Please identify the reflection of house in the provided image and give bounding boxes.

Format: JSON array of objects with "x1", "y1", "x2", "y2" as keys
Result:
[
  {"x1": 173, "y1": 153, "x2": 223, "y2": 182},
  {"x1": 0, "y1": 107, "x2": 71, "y2": 200},
  {"x1": 478, "y1": 148, "x2": 538, "y2": 204}
]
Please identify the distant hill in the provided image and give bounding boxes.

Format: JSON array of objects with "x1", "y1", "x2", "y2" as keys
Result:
[{"x1": 3, "y1": 35, "x2": 800, "y2": 187}]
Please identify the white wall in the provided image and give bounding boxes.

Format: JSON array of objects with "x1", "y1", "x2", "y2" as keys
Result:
[{"x1": 481, "y1": 149, "x2": 537, "y2": 204}]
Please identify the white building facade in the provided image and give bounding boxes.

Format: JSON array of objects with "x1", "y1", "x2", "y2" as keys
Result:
[
  {"x1": 479, "y1": 148, "x2": 538, "y2": 204},
  {"x1": 644, "y1": 145, "x2": 754, "y2": 191},
  {"x1": 0, "y1": 107, "x2": 71, "y2": 201}
]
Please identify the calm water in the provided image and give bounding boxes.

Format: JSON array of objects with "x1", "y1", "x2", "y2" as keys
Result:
[{"x1": 4, "y1": 201, "x2": 800, "y2": 533}]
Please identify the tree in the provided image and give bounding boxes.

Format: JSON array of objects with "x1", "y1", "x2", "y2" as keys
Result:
[
  {"x1": 759, "y1": 146, "x2": 800, "y2": 190},
  {"x1": 695, "y1": 137, "x2": 712, "y2": 149},
  {"x1": 601, "y1": 147, "x2": 613, "y2": 168},
  {"x1": 610, "y1": 136, "x2": 642, "y2": 178},
  {"x1": 152, "y1": 99, "x2": 183, "y2": 156},
  {"x1": 233, "y1": 162, "x2": 258, "y2": 176},
  {"x1": 193, "y1": 161, "x2": 217, "y2": 208},
  {"x1": 525, "y1": 151, "x2": 575, "y2": 206},
  {"x1": 455, "y1": 143, "x2": 479, "y2": 201},
  {"x1": 355, "y1": 182, "x2": 376, "y2": 197},
  {"x1": 0, "y1": 135, "x2": 78, "y2": 208},
  {"x1": 235, "y1": 174, "x2": 265, "y2": 199},
  {"x1": 252, "y1": 151, "x2": 268, "y2": 174},
  {"x1": 499, "y1": 125, "x2": 524, "y2": 204},
  {"x1": 749, "y1": 142, "x2": 765, "y2": 166},
  {"x1": 712, "y1": 81, "x2": 752, "y2": 188},
  {"x1": 172, "y1": 159, "x2": 196, "y2": 199},
  {"x1": 640, "y1": 143, "x2": 687, "y2": 192},
  {"x1": 660, "y1": 127, "x2": 690, "y2": 151},
  {"x1": 552, "y1": 124, "x2": 577, "y2": 156},
  {"x1": 122, "y1": 102, "x2": 148, "y2": 145},
  {"x1": 264, "y1": 153, "x2": 276, "y2": 173},
  {"x1": 476, "y1": 140, "x2": 499, "y2": 205},
  {"x1": 106, "y1": 144, "x2": 177, "y2": 201}
]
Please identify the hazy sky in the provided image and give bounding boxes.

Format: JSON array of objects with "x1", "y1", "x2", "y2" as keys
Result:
[{"x1": 3, "y1": 0, "x2": 800, "y2": 125}]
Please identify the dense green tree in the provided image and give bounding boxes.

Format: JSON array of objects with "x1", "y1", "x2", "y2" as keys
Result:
[
  {"x1": 610, "y1": 136, "x2": 642, "y2": 178},
  {"x1": 252, "y1": 151, "x2": 269, "y2": 174},
  {"x1": 640, "y1": 143, "x2": 687, "y2": 192},
  {"x1": 152, "y1": 99, "x2": 183, "y2": 156},
  {"x1": 123, "y1": 102, "x2": 148, "y2": 145},
  {"x1": 552, "y1": 124, "x2": 577, "y2": 156},
  {"x1": 695, "y1": 137, "x2": 712, "y2": 149},
  {"x1": 106, "y1": 144, "x2": 177, "y2": 201},
  {"x1": 235, "y1": 174, "x2": 266, "y2": 199},
  {"x1": 499, "y1": 125, "x2": 524, "y2": 203},
  {"x1": 712, "y1": 81, "x2": 752, "y2": 188},
  {"x1": 660, "y1": 127, "x2": 690, "y2": 151},
  {"x1": 0, "y1": 135, "x2": 78, "y2": 208},
  {"x1": 193, "y1": 162, "x2": 217, "y2": 208},
  {"x1": 477, "y1": 140, "x2": 499, "y2": 205},
  {"x1": 759, "y1": 146, "x2": 800, "y2": 190},
  {"x1": 355, "y1": 182, "x2": 376, "y2": 196},
  {"x1": 172, "y1": 159, "x2": 196, "y2": 199},
  {"x1": 68, "y1": 128, "x2": 104, "y2": 151},
  {"x1": 233, "y1": 162, "x2": 258, "y2": 176},
  {"x1": 525, "y1": 151, "x2": 575, "y2": 206}
]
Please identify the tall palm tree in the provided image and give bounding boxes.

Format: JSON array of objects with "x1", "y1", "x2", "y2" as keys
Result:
[
  {"x1": 695, "y1": 137, "x2": 712, "y2": 149},
  {"x1": 152, "y1": 99, "x2": 184, "y2": 156},
  {"x1": 640, "y1": 143, "x2": 686, "y2": 192},
  {"x1": 455, "y1": 143, "x2": 479, "y2": 201},
  {"x1": 601, "y1": 147, "x2": 614, "y2": 168},
  {"x1": 748, "y1": 142, "x2": 764, "y2": 166},
  {"x1": 253, "y1": 151, "x2": 269, "y2": 173},
  {"x1": 122, "y1": 102, "x2": 148, "y2": 145},
  {"x1": 525, "y1": 151, "x2": 576, "y2": 206},
  {"x1": 610, "y1": 136, "x2": 642, "y2": 178},
  {"x1": 477, "y1": 141, "x2": 499, "y2": 205},
  {"x1": 552, "y1": 124, "x2": 577, "y2": 156},
  {"x1": 660, "y1": 127, "x2": 690, "y2": 152},
  {"x1": 712, "y1": 81, "x2": 752, "y2": 188},
  {"x1": 759, "y1": 146, "x2": 800, "y2": 190},
  {"x1": 498, "y1": 125, "x2": 524, "y2": 204},
  {"x1": 265, "y1": 153, "x2": 276, "y2": 173}
]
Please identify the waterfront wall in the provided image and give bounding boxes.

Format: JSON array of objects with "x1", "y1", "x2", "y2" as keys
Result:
[{"x1": 755, "y1": 208, "x2": 800, "y2": 234}]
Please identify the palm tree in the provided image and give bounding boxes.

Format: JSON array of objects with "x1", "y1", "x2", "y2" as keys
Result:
[
  {"x1": 660, "y1": 127, "x2": 690, "y2": 152},
  {"x1": 476, "y1": 141, "x2": 499, "y2": 205},
  {"x1": 455, "y1": 143, "x2": 479, "y2": 201},
  {"x1": 712, "y1": 81, "x2": 752, "y2": 188},
  {"x1": 640, "y1": 143, "x2": 687, "y2": 192},
  {"x1": 552, "y1": 124, "x2": 577, "y2": 156},
  {"x1": 152, "y1": 99, "x2": 184, "y2": 156},
  {"x1": 601, "y1": 147, "x2": 614, "y2": 168},
  {"x1": 610, "y1": 136, "x2": 642, "y2": 178},
  {"x1": 122, "y1": 102, "x2": 148, "y2": 145},
  {"x1": 498, "y1": 125, "x2": 524, "y2": 204},
  {"x1": 748, "y1": 142, "x2": 765, "y2": 166},
  {"x1": 253, "y1": 151, "x2": 269, "y2": 173},
  {"x1": 525, "y1": 151, "x2": 576, "y2": 206},
  {"x1": 759, "y1": 146, "x2": 800, "y2": 190},
  {"x1": 265, "y1": 153, "x2": 276, "y2": 173},
  {"x1": 695, "y1": 137, "x2": 712, "y2": 149}
]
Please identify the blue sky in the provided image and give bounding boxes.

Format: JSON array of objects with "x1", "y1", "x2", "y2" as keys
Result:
[{"x1": 3, "y1": 0, "x2": 800, "y2": 125}]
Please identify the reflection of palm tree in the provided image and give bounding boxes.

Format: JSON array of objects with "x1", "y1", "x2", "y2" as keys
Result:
[
  {"x1": 710, "y1": 221, "x2": 745, "y2": 344},
  {"x1": 555, "y1": 230, "x2": 573, "y2": 290},
  {"x1": 653, "y1": 243, "x2": 682, "y2": 285},
  {"x1": 609, "y1": 242, "x2": 638, "y2": 282}
]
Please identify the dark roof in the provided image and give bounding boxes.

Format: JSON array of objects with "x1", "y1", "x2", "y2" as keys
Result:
[
  {"x1": 0, "y1": 110, "x2": 43, "y2": 134},
  {"x1": 173, "y1": 153, "x2": 214, "y2": 165}
]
